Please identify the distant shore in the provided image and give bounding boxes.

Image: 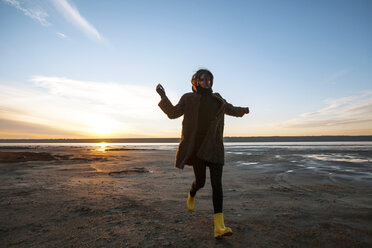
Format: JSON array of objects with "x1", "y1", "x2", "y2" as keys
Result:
[{"x1": 1, "y1": 135, "x2": 372, "y2": 143}]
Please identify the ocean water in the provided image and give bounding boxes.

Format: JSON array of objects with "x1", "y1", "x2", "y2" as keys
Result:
[{"x1": 1, "y1": 142, "x2": 372, "y2": 184}]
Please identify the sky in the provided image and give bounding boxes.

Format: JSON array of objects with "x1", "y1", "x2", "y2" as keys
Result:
[{"x1": 0, "y1": 0, "x2": 371, "y2": 139}]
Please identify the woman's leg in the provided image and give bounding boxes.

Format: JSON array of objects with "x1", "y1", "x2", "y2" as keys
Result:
[
  {"x1": 210, "y1": 163, "x2": 232, "y2": 238},
  {"x1": 190, "y1": 158, "x2": 206, "y2": 197},
  {"x1": 209, "y1": 163, "x2": 223, "y2": 213}
]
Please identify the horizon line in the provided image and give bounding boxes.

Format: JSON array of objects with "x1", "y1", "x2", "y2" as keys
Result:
[{"x1": 1, "y1": 135, "x2": 372, "y2": 143}]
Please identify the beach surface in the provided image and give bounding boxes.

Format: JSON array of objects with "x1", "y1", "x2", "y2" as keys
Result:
[{"x1": 1, "y1": 143, "x2": 371, "y2": 247}]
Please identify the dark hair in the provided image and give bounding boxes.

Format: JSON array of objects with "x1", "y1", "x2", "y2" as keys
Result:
[{"x1": 191, "y1": 69, "x2": 214, "y2": 86}]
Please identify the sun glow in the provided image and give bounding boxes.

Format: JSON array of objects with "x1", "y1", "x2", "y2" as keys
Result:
[{"x1": 90, "y1": 117, "x2": 116, "y2": 135}]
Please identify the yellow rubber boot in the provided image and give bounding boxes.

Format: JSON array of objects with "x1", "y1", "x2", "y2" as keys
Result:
[
  {"x1": 213, "y1": 213, "x2": 232, "y2": 239},
  {"x1": 186, "y1": 192, "x2": 195, "y2": 212}
]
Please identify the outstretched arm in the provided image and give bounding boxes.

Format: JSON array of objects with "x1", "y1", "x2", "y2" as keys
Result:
[
  {"x1": 225, "y1": 103, "x2": 249, "y2": 117},
  {"x1": 156, "y1": 84, "x2": 185, "y2": 119},
  {"x1": 215, "y1": 93, "x2": 249, "y2": 117}
]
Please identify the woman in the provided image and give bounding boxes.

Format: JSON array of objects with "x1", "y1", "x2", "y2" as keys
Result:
[{"x1": 156, "y1": 69, "x2": 249, "y2": 238}]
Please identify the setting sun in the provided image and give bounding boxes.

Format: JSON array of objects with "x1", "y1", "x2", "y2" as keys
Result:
[{"x1": 90, "y1": 118, "x2": 116, "y2": 135}]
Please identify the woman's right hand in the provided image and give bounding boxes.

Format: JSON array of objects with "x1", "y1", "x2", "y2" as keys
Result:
[{"x1": 156, "y1": 84, "x2": 166, "y2": 98}]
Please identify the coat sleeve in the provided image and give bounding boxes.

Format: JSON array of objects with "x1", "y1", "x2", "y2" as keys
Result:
[
  {"x1": 158, "y1": 94, "x2": 185, "y2": 119},
  {"x1": 215, "y1": 93, "x2": 249, "y2": 117},
  {"x1": 225, "y1": 103, "x2": 249, "y2": 117}
]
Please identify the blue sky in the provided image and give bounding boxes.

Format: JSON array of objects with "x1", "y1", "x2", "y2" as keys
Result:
[{"x1": 0, "y1": 0, "x2": 371, "y2": 138}]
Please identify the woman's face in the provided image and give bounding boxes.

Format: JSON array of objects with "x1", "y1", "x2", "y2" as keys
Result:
[{"x1": 198, "y1": 74, "x2": 211, "y2": 88}]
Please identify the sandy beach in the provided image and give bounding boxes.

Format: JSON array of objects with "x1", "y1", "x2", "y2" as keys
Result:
[{"x1": 0, "y1": 144, "x2": 371, "y2": 247}]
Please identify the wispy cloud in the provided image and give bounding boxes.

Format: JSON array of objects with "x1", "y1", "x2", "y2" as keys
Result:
[
  {"x1": 323, "y1": 69, "x2": 350, "y2": 85},
  {"x1": 52, "y1": 0, "x2": 102, "y2": 41},
  {"x1": 0, "y1": 76, "x2": 177, "y2": 138},
  {"x1": 57, "y1": 32, "x2": 67, "y2": 38},
  {"x1": 2, "y1": 0, "x2": 51, "y2": 26},
  {"x1": 0, "y1": 118, "x2": 78, "y2": 138},
  {"x1": 277, "y1": 91, "x2": 372, "y2": 133}
]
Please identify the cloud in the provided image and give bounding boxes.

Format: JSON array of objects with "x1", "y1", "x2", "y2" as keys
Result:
[
  {"x1": 323, "y1": 69, "x2": 350, "y2": 85},
  {"x1": 0, "y1": 76, "x2": 178, "y2": 138},
  {"x1": 57, "y1": 32, "x2": 67, "y2": 38},
  {"x1": 277, "y1": 91, "x2": 372, "y2": 131},
  {"x1": 52, "y1": 0, "x2": 102, "y2": 41},
  {"x1": 2, "y1": 0, "x2": 51, "y2": 26},
  {"x1": 30, "y1": 76, "x2": 160, "y2": 116},
  {"x1": 0, "y1": 118, "x2": 80, "y2": 138}
]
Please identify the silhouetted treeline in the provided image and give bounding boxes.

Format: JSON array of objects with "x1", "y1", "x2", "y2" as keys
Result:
[{"x1": 1, "y1": 136, "x2": 372, "y2": 143}]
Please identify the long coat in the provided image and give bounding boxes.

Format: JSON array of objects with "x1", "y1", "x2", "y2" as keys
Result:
[{"x1": 158, "y1": 92, "x2": 248, "y2": 169}]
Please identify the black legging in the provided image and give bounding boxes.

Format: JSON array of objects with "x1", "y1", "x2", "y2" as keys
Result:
[{"x1": 189, "y1": 157, "x2": 223, "y2": 213}]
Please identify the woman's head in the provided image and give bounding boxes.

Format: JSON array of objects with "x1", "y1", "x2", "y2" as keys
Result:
[{"x1": 191, "y1": 69, "x2": 214, "y2": 89}]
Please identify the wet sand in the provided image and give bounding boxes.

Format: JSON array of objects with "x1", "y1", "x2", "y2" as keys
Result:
[{"x1": 0, "y1": 146, "x2": 371, "y2": 247}]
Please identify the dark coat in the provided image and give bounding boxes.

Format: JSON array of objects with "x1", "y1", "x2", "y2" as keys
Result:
[{"x1": 158, "y1": 92, "x2": 248, "y2": 169}]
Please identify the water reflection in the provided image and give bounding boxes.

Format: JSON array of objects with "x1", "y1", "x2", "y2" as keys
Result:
[{"x1": 97, "y1": 142, "x2": 107, "y2": 152}]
